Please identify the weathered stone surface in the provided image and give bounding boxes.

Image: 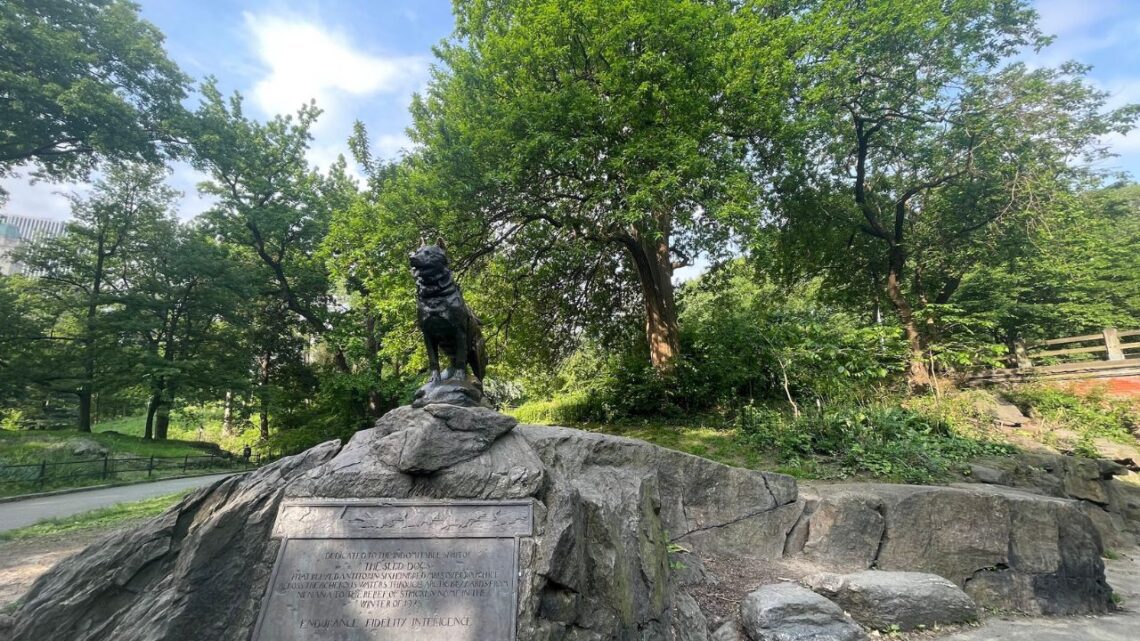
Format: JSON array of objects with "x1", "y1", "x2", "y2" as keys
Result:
[
  {"x1": 873, "y1": 486, "x2": 1010, "y2": 585},
  {"x1": 967, "y1": 463, "x2": 1010, "y2": 485},
  {"x1": 413, "y1": 377, "x2": 492, "y2": 408},
  {"x1": 8, "y1": 440, "x2": 342, "y2": 641},
  {"x1": 711, "y1": 621, "x2": 747, "y2": 641},
  {"x1": 1079, "y1": 502, "x2": 1131, "y2": 551},
  {"x1": 739, "y1": 583, "x2": 867, "y2": 641},
  {"x1": 1105, "y1": 479, "x2": 1140, "y2": 545},
  {"x1": 805, "y1": 571, "x2": 978, "y2": 631},
  {"x1": 521, "y1": 425, "x2": 799, "y2": 559},
  {"x1": 1062, "y1": 457, "x2": 1109, "y2": 505},
  {"x1": 801, "y1": 489, "x2": 885, "y2": 571},
  {"x1": 794, "y1": 483, "x2": 1113, "y2": 615},
  {"x1": 71, "y1": 439, "x2": 108, "y2": 457},
  {"x1": 372, "y1": 404, "x2": 516, "y2": 473},
  {"x1": 672, "y1": 591, "x2": 709, "y2": 641}
]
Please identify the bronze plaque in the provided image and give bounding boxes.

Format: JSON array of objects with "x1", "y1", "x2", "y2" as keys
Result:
[{"x1": 253, "y1": 500, "x2": 532, "y2": 641}]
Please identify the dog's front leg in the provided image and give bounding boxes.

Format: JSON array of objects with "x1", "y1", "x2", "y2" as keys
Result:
[
  {"x1": 450, "y1": 326, "x2": 468, "y2": 381},
  {"x1": 424, "y1": 335, "x2": 442, "y2": 383}
]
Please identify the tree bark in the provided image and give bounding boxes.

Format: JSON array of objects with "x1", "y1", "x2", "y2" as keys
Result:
[
  {"x1": 144, "y1": 392, "x2": 161, "y2": 440},
  {"x1": 884, "y1": 245, "x2": 931, "y2": 389},
  {"x1": 364, "y1": 314, "x2": 384, "y2": 418},
  {"x1": 154, "y1": 406, "x2": 170, "y2": 440},
  {"x1": 77, "y1": 389, "x2": 93, "y2": 433},
  {"x1": 259, "y1": 349, "x2": 271, "y2": 440},
  {"x1": 624, "y1": 228, "x2": 681, "y2": 373},
  {"x1": 222, "y1": 390, "x2": 235, "y2": 434}
]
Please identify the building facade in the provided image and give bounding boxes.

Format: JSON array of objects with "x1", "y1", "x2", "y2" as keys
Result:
[{"x1": 0, "y1": 214, "x2": 68, "y2": 276}]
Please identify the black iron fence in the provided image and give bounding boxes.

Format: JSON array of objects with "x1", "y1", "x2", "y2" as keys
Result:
[{"x1": 0, "y1": 452, "x2": 264, "y2": 494}]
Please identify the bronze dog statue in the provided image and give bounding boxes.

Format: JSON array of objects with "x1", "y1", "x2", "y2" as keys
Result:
[{"x1": 409, "y1": 241, "x2": 488, "y2": 406}]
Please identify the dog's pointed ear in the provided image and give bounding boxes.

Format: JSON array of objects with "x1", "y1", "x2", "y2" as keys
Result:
[{"x1": 435, "y1": 236, "x2": 447, "y2": 252}]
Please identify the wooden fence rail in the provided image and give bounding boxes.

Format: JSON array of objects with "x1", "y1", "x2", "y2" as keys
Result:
[{"x1": 1013, "y1": 327, "x2": 1140, "y2": 369}]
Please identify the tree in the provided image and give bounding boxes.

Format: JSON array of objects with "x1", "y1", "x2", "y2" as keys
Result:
[
  {"x1": 403, "y1": 0, "x2": 772, "y2": 373},
  {"x1": 0, "y1": 0, "x2": 188, "y2": 197},
  {"x1": 954, "y1": 183, "x2": 1140, "y2": 344},
  {"x1": 190, "y1": 82, "x2": 356, "y2": 371},
  {"x1": 123, "y1": 221, "x2": 250, "y2": 439},
  {"x1": 768, "y1": 0, "x2": 1139, "y2": 386},
  {"x1": 15, "y1": 163, "x2": 177, "y2": 431}
]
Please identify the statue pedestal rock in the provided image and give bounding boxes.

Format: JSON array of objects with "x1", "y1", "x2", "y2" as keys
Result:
[{"x1": 413, "y1": 376, "x2": 493, "y2": 409}]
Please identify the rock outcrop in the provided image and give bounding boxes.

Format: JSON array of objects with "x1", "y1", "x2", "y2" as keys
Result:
[
  {"x1": 8, "y1": 408, "x2": 799, "y2": 641},
  {"x1": 786, "y1": 483, "x2": 1112, "y2": 615},
  {"x1": 803, "y1": 571, "x2": 977, "y2": 631},
  {"x1": 739, "y1": 583, "x2": 867, "y2": 641},
  {"x1": 6, "y1": 407, "x2": 1124, "y2": 641},
  {"x1": 962, "y1": 452, "x2": 1140, "y2": 548},
  {"x1": 9, "y1": 441, "x2": 341, "y2": 641}
]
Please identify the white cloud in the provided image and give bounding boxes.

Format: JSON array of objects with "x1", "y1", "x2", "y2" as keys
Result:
[
  {"x1": 375, "y1": 133, "x2": 413, "y2": 161},
  {"x1": 1, "y1": 163, "x2": 214, "y2": 224},
  {"x1": 1030, "y1": 0, "x2": 1140, "y2": 67},
  {"x1": 0, "y1": 172, "x2": 87, "y2": 221},
  {"x1": 1034, "y1": 0, "x2": 1126, "y2": 40},
  {"x1": 1103, "y1": 131, "x2": 1140, "y2": 155},
  {"x1": 243, "y1": 12, "x2": 428, "y2": 122}
]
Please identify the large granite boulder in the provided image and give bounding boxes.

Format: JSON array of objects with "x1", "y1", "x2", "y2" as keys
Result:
[
  {"x1": 787, "y1": 483, "x2": 1112, "y2": 615},
  {"x1": 739, "y1": 583, "x2": 866, "y2": 641},
  {"x1": 8, "y1": 441, "x2": 342, "y2": 641},
  {"x1": 7, "y1": 408, "x2": 799, "y2": 641},
  {"x1": 803, "y1": 571, "x2": 977, "y2": 631}
]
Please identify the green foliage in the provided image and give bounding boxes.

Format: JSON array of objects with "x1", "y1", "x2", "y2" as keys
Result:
[
  {"x1": 400, "y1": 0, "x2": 788, "y2": 370},
  {"x1": 1003, "y1": 385, "x2": 1139, "y2": 447},
  {"x1": 740, "y1": 403, "x2": 1013, "y2": 483},
  {"x1": 954, "y1": 184, "x2": 1140, "y2": 344},
  {"x1": 677, "y1": 263, "x2": 907, "y2": 409},
  {"x1": 767, "y1": 0, "x2": 1139, "y2": 383},
  {"x1": 0, "y1": 0, "x2": 189, "y2": 195}
]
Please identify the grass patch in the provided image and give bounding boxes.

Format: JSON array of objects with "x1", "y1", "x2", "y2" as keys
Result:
[
  {"x1": 0, "y1": 491, "x2": 189, "y2": 542},
  {"x1": 94, "y1": 407, "x2": 268, "y2": 456},
  {"x1": 0, "y1": 428, "x2": 253, "y2": 498},
  {"x1": 512, "y1": 392, "x2": 1017, "y2": 484},
  {"x1": 1002, "y1": 384, "x2": 1139, "y2": 457},
  {"x1": 0, "y1": 429, "x2": 210, "y2": 465}
]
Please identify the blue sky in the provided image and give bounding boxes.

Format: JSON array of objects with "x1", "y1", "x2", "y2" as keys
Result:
[{"x1": 3, "y1": 0, "x2": 1139, "y2": 221}]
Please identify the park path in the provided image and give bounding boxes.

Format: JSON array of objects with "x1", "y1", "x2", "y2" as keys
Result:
[{"x1": 0, "y1": 473, "x2": 233, "y2": 533}]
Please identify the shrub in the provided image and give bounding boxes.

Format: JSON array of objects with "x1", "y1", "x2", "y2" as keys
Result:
[{"x1": 740, "y1": 403, "x2": 1012, "y2": 483}]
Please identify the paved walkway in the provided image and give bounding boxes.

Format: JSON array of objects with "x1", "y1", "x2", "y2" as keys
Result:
[
  {"x1": 0, "y1": 473, "x2": 234, "y2": 533},
  {"x1": 943, "y1": 552, "x2": 1140, "y2": 641}
]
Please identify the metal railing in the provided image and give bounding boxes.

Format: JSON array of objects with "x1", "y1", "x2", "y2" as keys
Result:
[{"x1": 0, "y1": 452, "x2": 263, "y2": 493}]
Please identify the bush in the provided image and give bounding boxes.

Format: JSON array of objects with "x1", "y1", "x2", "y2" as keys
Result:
[
  {"x1": 740, "y1": 403, "x2": 1012, "y2": 483},
  {"x1": 1003, "y1": 385, "x2": 1139, "y2": 446},
  {"x1": 676, "y1": 264, "x2": 907, "y2": 411}
]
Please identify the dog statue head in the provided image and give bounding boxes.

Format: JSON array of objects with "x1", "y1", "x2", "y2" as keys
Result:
[{"x1": 408, "y1": 239, "x2": 449, "y2": 279}]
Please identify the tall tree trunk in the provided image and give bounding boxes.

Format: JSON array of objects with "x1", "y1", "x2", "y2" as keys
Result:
[
  {"x1": 222, "y1": 390, "x2": 235, "y2": 434},
  {"x1": 77, "y1": 389, "x2": 93, "y2": 433},
  {"x1": 884, "y1": 245, "x2": 931, "y2": 389},
  {"x1": 625, "y1": 229, "x2": 681, "y2": 373},
  {"x1": 259, "y1": 349, "x2": 271, "y2": 440},
  {"x1": 155, "y1": 406, "x2": 170, "y2": 440},
  {"x1": 259, "y1": 402, "x2": 269, "y2": 441},
  {"x1": 77, "y1": 239, "x2": 107, "y2": 433},
  {"x1": 365, "y1": 314, "x2": 384, "y2": 418},
  {"x1": 144, "y1": 391, "x2": 161, "y2": 440}
]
